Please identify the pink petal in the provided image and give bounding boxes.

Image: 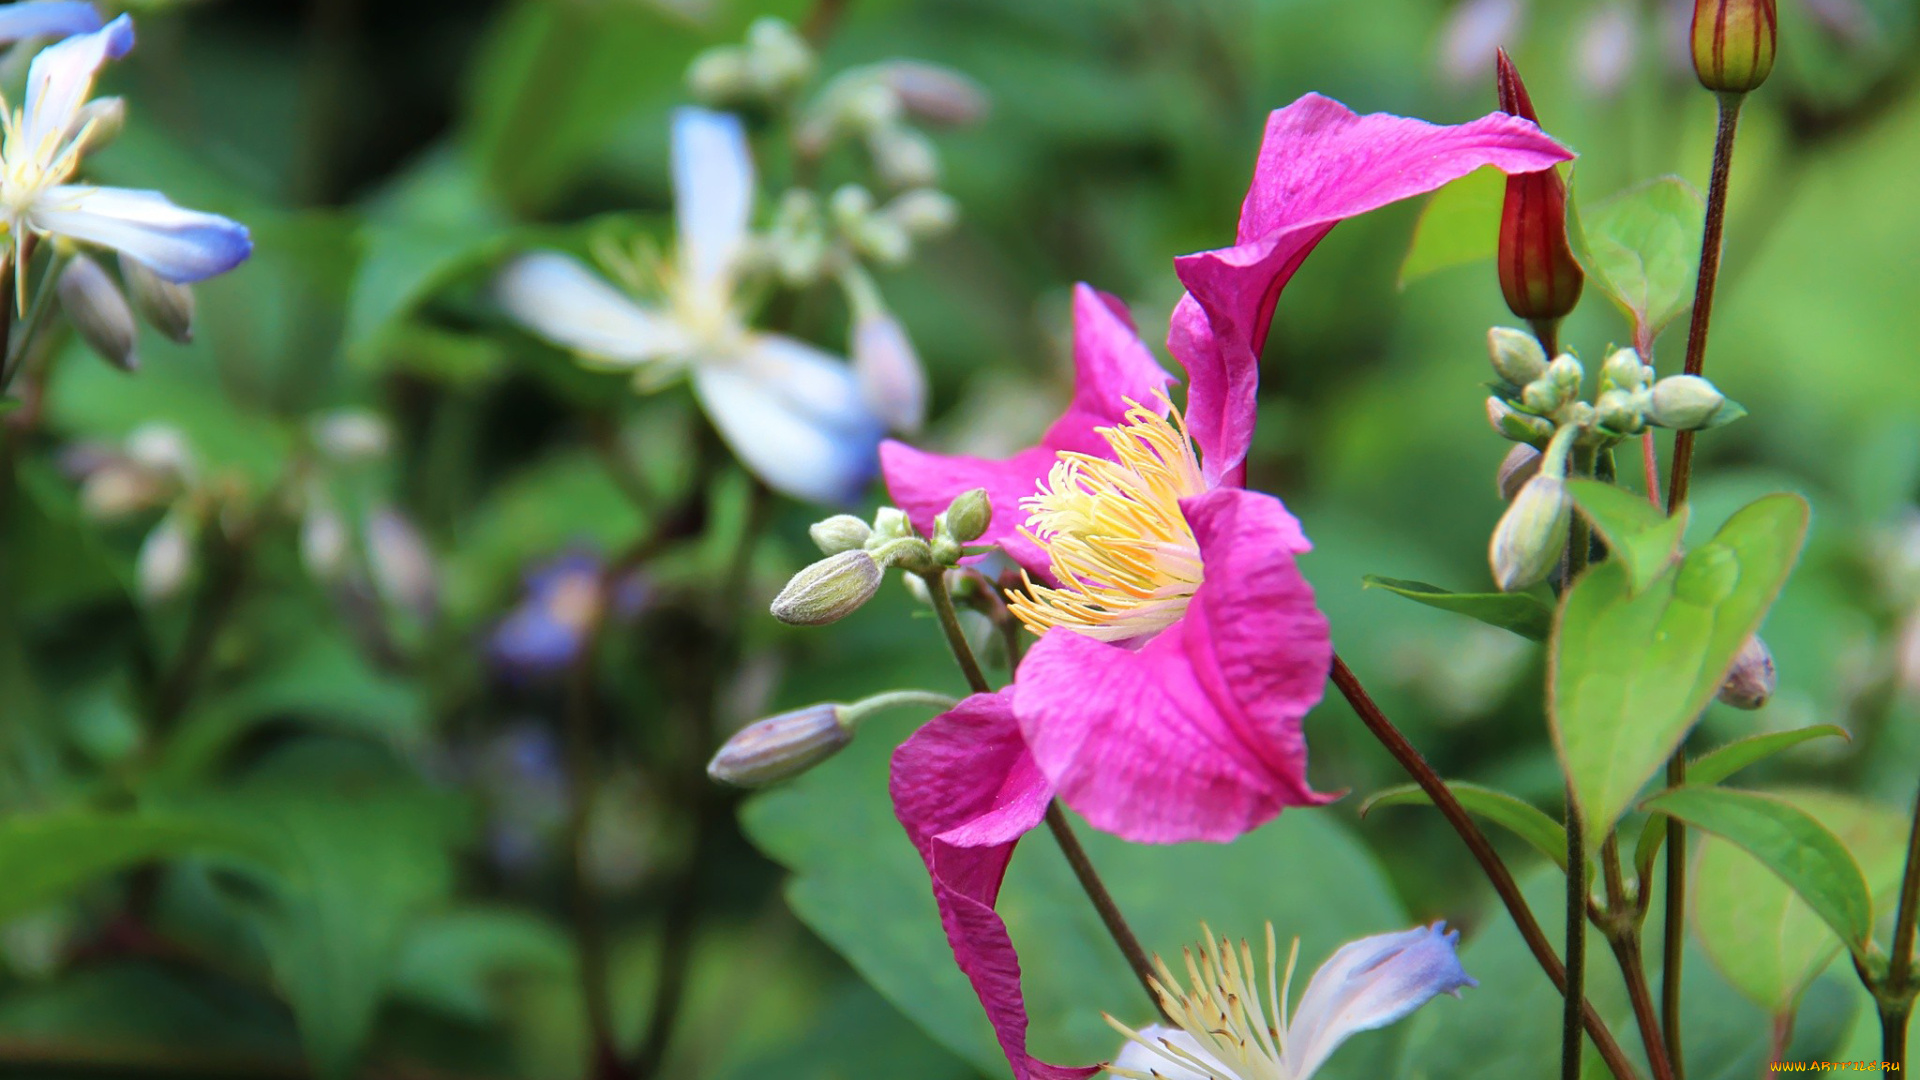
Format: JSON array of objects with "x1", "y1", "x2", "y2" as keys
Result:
[
  {"x1": 881, "y1": 283, "x2": 1172, "y2": 580},
  {"x1": 1012, "y1": 487, "x2": 1334, "y2": 844},
  {"x1": 1174, "y1": 94, "x2": 1572, "y2": 485},
  {"x1": 891, "y1": 694, "x2": 1099, "y2": 1080}
]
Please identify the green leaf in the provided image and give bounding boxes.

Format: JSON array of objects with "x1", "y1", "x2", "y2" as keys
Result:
[
  {"x1": 1571, "y1": 175, "x2": 1706, "y2": 340},
  {"x1": 1690, "y1": 789, "x2": 1910, "y2": 1014},
  {"x1": 0, "y1": 812, "x2": 277, "y2": 925},
  {"x1": 1361, "y1": 575, "x2": 1552, "y2": 642},
  {"x1": 741, "y1": 714, "x2": 1409, "y2": 1077},
  {"x1": 1551, "y1": 493, "x2": 1809, "y2": 835},
  {"x1": 1566, "y1": 478, "x2": 1687, "y2": 594},
  {"x1": 389, "y1": 908, "x2": 571, "y2": 1025},
  {"x1": 1645, "y1": 786, "x2": 1874, "y2": 956},
  {"x1": 1398, "y1": 166, "x2": 1504, "y2": 288},
  {"x1": 1359, "y1": 782, "x2": 1568, "y2": 870},
  {"x1": 1632, "y1": 725, "x2": 1853, "y2": 879}
]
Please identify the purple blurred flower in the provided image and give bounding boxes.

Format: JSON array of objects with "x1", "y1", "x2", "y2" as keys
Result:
[{"x1": 488, "y1": 550, "x2": 650, "y2": 681}]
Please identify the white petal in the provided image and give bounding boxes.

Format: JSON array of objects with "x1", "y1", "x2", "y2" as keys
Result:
[
  {"x1": 671, "y1": 107, "x2": 753, "y2": 295},
  {"x1": 1111, "y1": 1024, "x2": 1233, "y2": 1080},
  {"x1": 0, "y1": 3, "x2": 102, "y2": 46},
  {"x1": 692, "y1": 334, "x2": 882, "y2": 505},
  {"x1": 21, "y1": 13, "x2": 131, "y2": 151},
  {"x1": 494, "y1": 252, "x2": 687, "y2": 367},
  {"x1": 32, "y1": 185, "x2": 250, "y2": 282},
  {"x1": 1282, "y1": 923, "x2": 1475, "y2": 1080}
]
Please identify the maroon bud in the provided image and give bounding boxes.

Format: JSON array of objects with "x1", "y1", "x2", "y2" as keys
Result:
[
  {"x1": 1691, "y1": 0, "x2": 1777, "y2": 93},
  {"x1": 1494, "y1": 50, "x2": 1584, "y2": 324}
]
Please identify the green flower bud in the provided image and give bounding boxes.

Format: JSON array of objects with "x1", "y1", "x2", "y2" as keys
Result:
[
  {"x1": 1716, "y1": 633, "x2": 1776, "y2": 710},
  {"x1": 312, "y1": 408, "x2": 391, "y2": 462},
  {"x1": 1497, "y1": 443, "x2": 1542, "y2": 501},
  {"x1": 120, "y1": 253, "x2": 195, "y2": 343},
  {"x1": 867, "y1": 123, "x2": 940, "y2": 190},
  {"x1": 870, "y1": 506, "x2": 913, "y2": 543},
  {"x1": 1547, "y1": 354, "x2": 1584, "y2": 396},
  {"x1": 1490, "y1": 473, "x2": 1571, "y2": 591},
  {"x1": 743, "y1": 17, "x2": 814, "y2": 95},
  {"x1": 1487, "y1": 396, "x2": 1555, "y2": 444},
  {"x1": 1595, "y1": 388, "x2": 1646, "y2": 435},
  {"x1": 686, "y1": 48, "x2": 752, "y2": 103},
  {"x1": 885, "y1": 188, "x2": 959, "y2": 239},
  {"x1": 58, "y1": 255, "x2": 137, "y2": 372},
  {"x1": 771, "y1": 550, "x2": 883, "y2": 625},
  {"x1": 1520, "y1": 378, "x2": 1563, "y2": 415},
  {"x1": 707, "y1": 703, "x2": 852, "y2": 787},
  {"x1": 1488, "y1": 326, "x2": 1549, "y2": 386},
  {"x1": 1648, "y1": 374, "x2": 1733, "y2": 430},
  {"x1": 1692, "y1": 0, "x2": 1777, "y2": 94},
  {"x1": 941, "y1": 488, "x2": 992, "y2": 544},
  {"x1": 810, "y1": 514, "x2": 873, "y2": 554},
  {"x1": 138, "y1": 514, "x2": 195, "y2": 603},
  {"x1": 1599, "y1": 347, "x2": 1651, "y2": 393}
]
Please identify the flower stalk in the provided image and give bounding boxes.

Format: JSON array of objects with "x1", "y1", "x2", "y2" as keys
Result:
[{"x1": 1879, "y1": 782, "x2": 1920, "y2": 1066}]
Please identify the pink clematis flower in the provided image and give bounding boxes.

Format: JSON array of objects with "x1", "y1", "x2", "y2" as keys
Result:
[{"x1": 882, "y1": 94, "x2": 1569, "y2": 1080}]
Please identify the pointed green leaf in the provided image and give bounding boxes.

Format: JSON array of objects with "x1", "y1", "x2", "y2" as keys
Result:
[
  {"x1": 1566, "y1": 478, "x2": 1687, "y2": 594},
  {"x1": 1551, "y1": 493, "x2": 1810, "y2": 835},
  {"x1": 1632, "y1": 725, "x2": 1853, "y2": 879},
  {"x1": 1398, "y1": 166, "x2": 1504, "y2": 288},
  {"x1": 1362, "y1": 575, "x2": 1552, "y2": 641},
  {"x1": 1360, "y1": 781, "x2": 1569, "y2": 870},
  {"x1": 0, "y1": 812, "x2": 279, "y2": 925},
  {"x1": 1645, "y1": 786, "x2": 1875, "y2": 956},
  {"x1": 1571, "y1": 175, "x2": 1705, "y2": 340}
]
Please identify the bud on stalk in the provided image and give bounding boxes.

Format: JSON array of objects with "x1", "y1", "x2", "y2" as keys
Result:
[
  {"x1": 707, "y1": 704, "x2": 852, "y2": 787},
  {"x1": 58, "y1": 256, "x2": 139, "y2": 371},
  {"x1": 771, "y1": 549, "x2": 884, "y2": 625},
  {"x1": 1716, "y1": 633, "x2": 1776, "y2": 709},
  {"x1": 1692, "y1": 0, "x2": 1777, "y2": 93},
  {"x1": 1494, "y1": 51, "x2": 1584, "y2": 331},
  {"x1": 120, "y1": 254, "x2": 195, "y2": 344}
]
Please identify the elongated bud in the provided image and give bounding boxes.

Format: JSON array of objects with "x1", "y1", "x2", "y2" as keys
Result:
[
  {"x1": 1491, "y1": 473, "x2": 1572, "y2": 591},
  {"x1": 771, "y1": 550, "x2": 883, "y2": 625},
  {"x1": 1487, "y1": 396, "x2": 1555, "y2": 444},
  {"x1": 1648, "y1": 374, "x2": 1740, "y2": 429},
  {"x1": 1691, "y1": 0, "x2": 1777, "y2": 93},
  {"x1": 58, "y1": 256, "x2": 138, "y2": 371},
  {"x1": 874, "y1": 61, "x2": 990, "y2": 126},
  {"x1": 1497, "y1": 444, "x2": 1542, "y2": 500},
  {"x1": 708, "y1": 703, "x2": 851, "y2": 787},
  {"x1": 119, "y1": 254, "x2": 195, "y2": 343},
  {"x1": 68, "y1": 96, "x2": 125, "y2": 157},
  {"x1": 941, "y1": 488, "x2": 992, "y2": 544},
  {"x1": 1488, "y1": 326, "x2": 1548, "y2": 385},
  {"x1": 1599, "y1": 347, "x2": 1652, "y2": 393},
  {"x1": 139, "y1": 515, "x2": 194, "y2": 602},
  {"x1": 853, "y1": 311, "x2": 927, "y2": 433},
  {"x1": 885, "y1": 188, "x2": 959, "y2": 239},
  {"x1": 867, "y1": 124, "x2": 940, "y2": 190},
  {"x1": 1716, "y1": 634, "x2": 1776, "y2": 709},
  {"x1": 1495, "y1": 50, "x2": 1584, "y2": 324},
  {"x1": 810, "y1": 514, "x2": 872, "y2": 554}
]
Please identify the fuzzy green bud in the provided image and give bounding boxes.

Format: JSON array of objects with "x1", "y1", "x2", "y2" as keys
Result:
[
  {"x1": 1692, "y1": 0, "x2": 1777, "y2": 94},
  {"x1": 1490, "y1": 473, "x2": 1572, "y2": 591},
  {"x1": 1547, "y1": 354, "x2": 1584, "y2": 397},
  {"x1": 941, "y1": 488, "x2": 992, "y2": 544},
  {"x1": 810, "y1": 514, "x2": 872, "y2": 554},
  {"x1": 1594, "y1": 388, "x2": 1647, "y2": 435},
  {"x1": 1519, "y1": 378, "x2": 1563, "y2": 415},
  {"x1": 771, "y1": 550, "x2": 883, "y2": 625},
  {"x1": 1648, "y1": 374, "x2": 1732, "y2": 430},
  {"x1": 870, "y1": 507, "x2": 914, "y2": 543},
  {"x1": 1716, "y1": 633, "x2": 1776, "y2": 709},
  {"x1": 1599, "y1": 347, "x2": 1651, "y2": 393},
  {"x1": 1487, "y1": 397, "x2": 1555, "y2": 444},
  {"x1": 708, "y1": 703, "x2": 851, "y2": 787},
  {"x1": 58, "y1": 255, "x2": 138, "y2": 372},
  {"x1": 867, "y1": 123, "x2": 940, "y2": 189},
  {"x1": 1488, "y1": 326, "x2": 1549, "y2": 386}
]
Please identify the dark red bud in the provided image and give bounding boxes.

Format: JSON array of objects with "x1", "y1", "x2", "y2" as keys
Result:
[
  {"x1": 1692, "y1": 0, "x2": 1778, "y2": 93},
  {"x1": 1494, "y1": 50, "x2": 1583, "y2": 324}
]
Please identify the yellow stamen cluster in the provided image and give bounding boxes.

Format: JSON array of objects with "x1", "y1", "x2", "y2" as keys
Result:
[
  {"x1": 1106, "y1": 923, "x2": 1301, "y2": 1080},
  {"x1": 1007, "y1": 397, "x2": 1207, "y2": 642}
]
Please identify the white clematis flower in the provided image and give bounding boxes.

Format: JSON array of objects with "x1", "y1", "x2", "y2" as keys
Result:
[
  {"x1": 494, "y1": 107, "x2": 885, "y2": 506},
  {"x1": 1108, "y1": 922, "x2": 1474, "y2": 1080},
  {"x1": 0, "y1": 2, "x2": 103, "y2": 47},
  {"x1": 0, "y1": 15, "x2": 251, "y2": 290}
]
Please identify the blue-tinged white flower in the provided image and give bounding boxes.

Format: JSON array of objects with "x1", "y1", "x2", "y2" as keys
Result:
[
  {"x1": 494, "y1": 107, "x2": 885, "y2": 506},
  {"x1": 1107, "y1": 922, "x2": 1474, "y2": 1080},
  {"x1": 0, "y1": 2, "x2": 102, "y2": 47},
  {"x1": 0, "y1": 15, "x2": 251, "y2": 290}
]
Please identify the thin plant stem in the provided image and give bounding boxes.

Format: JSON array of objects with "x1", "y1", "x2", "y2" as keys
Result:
[
  {"x1": 1664, "y1": 93, "x2": 1743, "y2": 513},
  {"x1": 1600, "y1": 837, "x2": 1678, "y2": 1080},
  {"x1": 919, "y1": 569, "x2": 1161, "y2": 1017},
  {"x1": 1880, "y1": 782, "x2": 1920, "y2": 1067},
  {"x1": 1662, "y1": 752, "x2": 1688, "y2": 1079},
  {"x1": 1330, "y1": 654, "x2": 1641, "y2": 1080},
  {"x1": 1563, "y1": 787, "x2": 1587, "y2": 1080},
  {"x1": 1768, "y1": 1012, "x2": 1794, "y2": 1068}
]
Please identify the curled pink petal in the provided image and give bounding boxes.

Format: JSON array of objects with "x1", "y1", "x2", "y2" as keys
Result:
[
  {"x1": 890, "y1": 693, "x2": 1097, "y2": 1080},
  {"x1": 882, "y1": 283, "x2": 1171, "y2": 579},
  {"x1": 1174, "y1": 93, "x2": 1572, "y2": 485},
  {"x1": 1012, "y1": 487, "x2": 1334, "y2": 843}
]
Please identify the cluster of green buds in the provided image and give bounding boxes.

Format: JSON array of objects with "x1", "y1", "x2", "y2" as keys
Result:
[
  {"x1": 795, "y1": 60, "x2": 987, "y2": 189},
  {"x1": 685, "y1": 17, "x2": 815, "y2": 106},
  {"x1": 1486, "y1": 328, "x2": 1744, "y2": 453},
  {"x1": 56, "y1": 249, "x2": 197, "y2": 373},
  {"x1": 770, "y1": 488, "x2": 991, "y2": 626}
]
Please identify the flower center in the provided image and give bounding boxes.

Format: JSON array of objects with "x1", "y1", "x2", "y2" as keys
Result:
[
  {"x1": 0, "y1": 101, "x2": 87, "y2": 219},
  {"x1": 1006, "y1": 396, "x2": 1207, "y2": 643},
  {"x1": 1107, "y1": 924, "x2": 1301, "y2": 1080}
]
